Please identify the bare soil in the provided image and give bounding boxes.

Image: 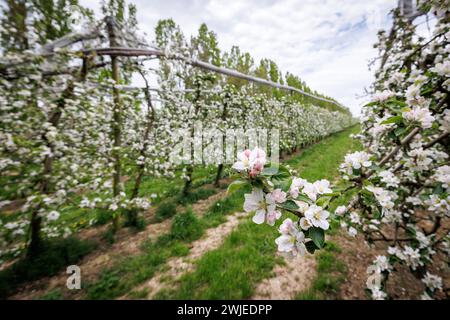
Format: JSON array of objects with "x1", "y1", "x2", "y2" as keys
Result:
[
  {"x1": 333, "y1": 230, "x2": 449, "y2": 300},
  {"x1": 251, "y1": 253, "x2": 316, "y2": 300}
]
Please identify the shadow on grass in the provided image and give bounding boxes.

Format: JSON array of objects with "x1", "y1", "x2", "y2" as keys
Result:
[{"x1": 0, "y1": 237, "x2": 97, "y2": 299}]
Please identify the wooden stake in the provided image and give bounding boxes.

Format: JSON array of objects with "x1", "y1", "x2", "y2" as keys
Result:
[{"x1": 106, "y1": 16, "x2": 123, "y2": 233}]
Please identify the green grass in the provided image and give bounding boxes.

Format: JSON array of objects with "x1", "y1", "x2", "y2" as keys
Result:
[
  {"x1": 154, "y1": 201, "x2": 178, "y2": 222},
  {"x1": 284, "y1": 126, "x2": 361, "y2": 181},
  {"x1": 170, "y1": 209, "x2": 203, "y2": 241},
  {"x1": 175, "y1": 187, "x2": 217, "y2": 206},
  {"x1": 152, "y1": 125, "x2": 360, "y2": 299},
  {"x1": 295, "y1": 241, "x2": 347, "y2": 300},
  {"x1": 155, "y1": 221, "x2": 282, "y2": 299},
  {"x1": 39, "y1": 289, "x2": 64, "y2": 300}
]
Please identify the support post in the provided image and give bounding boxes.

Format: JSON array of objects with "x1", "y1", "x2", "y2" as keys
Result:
[{"x1": 106, "y1": 16, "x2": 123, "y2": 233}]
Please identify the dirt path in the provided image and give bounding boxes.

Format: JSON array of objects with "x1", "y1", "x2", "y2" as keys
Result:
[
  {"x1": 10, "y1": 188, "x2": 228, "y2": 300},
  {"x1": 251, "y1": 253, "x2": 316, "y2": 300},
  {"x1": 122, "y1": 211, "x2": 249, "y2": 299}
]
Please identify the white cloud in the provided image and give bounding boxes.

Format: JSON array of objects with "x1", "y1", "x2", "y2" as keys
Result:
[{"x1": 80, "y1": 0, "x2": 398, "y2": 115}]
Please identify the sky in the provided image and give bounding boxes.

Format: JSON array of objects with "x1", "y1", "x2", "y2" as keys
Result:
[{"x1": 80, "y1": 0, "x2": 403, "y2": 116}]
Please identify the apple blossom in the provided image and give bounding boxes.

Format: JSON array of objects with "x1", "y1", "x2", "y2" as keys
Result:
[
  {"x1": 334, "y1": 205, "x2": 347, "y2": 216},
  {"x1": 304, "y1": 205, "x2": 330, "y2": 230},
  {"x1": 275, "y1": 218, "x2": 307, "y2": 256},
  {"x1": 267, "y1": 189, "x2": 287, "y2": 204},
  {"x1": 348, "y1": 226, "x2": 357, "y2": 237},
  {"x1": 302, "y1": 183, "x2": 318, "y2": 202},
  {"x1": 313, "y1": 179, "x2": 332, "y2": 195},
  {"x1": 402, "y1": 107, "x2": 435, "y2": 129},
  {"x1": 47, "y1": 211, "x2": 60, "y2": 221},
  {"x1": 244, "y1": 189, "x2": 281, "y2": 226},
  {"x1": 422, "y1": 272, "x2": 443, "y2": 291}
]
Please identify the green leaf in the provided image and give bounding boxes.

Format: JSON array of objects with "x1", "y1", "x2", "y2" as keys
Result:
[
  {"x1": 305, "y1": 241, "x2": 318, "y2": 254},
  {"x1": 250, "y1": 178, "x2": 264, "y2": 189},
  {"x1": 271, "y1": 165, "x2": 291, "y2": 179},
  {"x1": 394, "y1": 126, "x2": 407, "y2": 137},
  {"x1": 381, "y1": 115, "x2": 403, "y2": 125},
  {"x1": 322, "y1": 192, "x2": 340, "y2": 197},
  {"x1": 364, "y1": 101, "x2": 378, "y2": 107},
  {"x1": 270, "y1": 165, "x2": 291, "y2": 191},
  {"x1": 433, "y1": 184, "x2": 444, "y2": 195},
  {"x1": 308, "y1": 227, "x2": 325, "y2": 248},
  {"x1": 227, "y1": 180, "x2": 248, "y2": 194},
  {"x1": 316, "y1": 196, "x2": 331, "y2": 208},
  {"x1": 387, "y1": 99, "x2": 407, "y2": 108},
  {"x1": 274, "y1": 176, "x2": 292, "y2": 193},
  {"x1": 278, "y1": 200, "x2": 299, "y2": 211},
  {"x1": 296, "y1": 194, "x2": 312, "y2": 204},
  {"x1": 261, "y1": 167, "x2": 279, "y2": 176}
]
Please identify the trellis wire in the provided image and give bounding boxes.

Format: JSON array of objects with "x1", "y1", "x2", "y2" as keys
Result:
[{"x1": 5, "y1": 16, "x2": 347, "y2": 111}]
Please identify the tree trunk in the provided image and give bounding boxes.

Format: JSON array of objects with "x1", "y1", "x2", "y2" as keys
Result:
[
  {"x1": 27, "y1": 212, "x2": 42, "y2": 258},
  {"x1": 183, "y1": 165, "x2": 194, "y2": 197},
  {"x1": 214, "y1": 163, "x2": 223, "y2": 187}
]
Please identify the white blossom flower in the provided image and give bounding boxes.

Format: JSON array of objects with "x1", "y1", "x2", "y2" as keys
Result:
[
  {"x1": 244, "y1": 189, "x2": 281, "y2": 226},
  {"x1": 374, "y1": 255, "x2": 391, "y2": 272},
  {"x1": 267, "y1": 189, "x2": 287, "y2": 204},
  {"x1": 47, "y1": 211, "x2": 60, "y2": 221},
  {"x1": 302, "y1": 182, "x2": 318, "y2": 201},
  {"x1": 275, "y1": 218, "x2": 306, "y2": 256},
  {"x1": 422, "y1": 272, "x2": 442, "y2": 291},
  {"x1": 334, "y1": 205, "x2": 347, "y2": 216},
  {"x1": 425, "y1": 195, "x2": 450, "y2": 215},
  {"x1": 431, "y1": 60, "x2": 450, "y2": 77},
  {"x1": 402, "y1": 107, "x2": 435, "y2": 129},
  {"x1": 366, "y1": 186, "x2": 395, "y2": 210},
  {"x1": 432, "y1": 165, "x2": 450, "y2": 188},
  {"x1": 388, "y1": 246, "x2": 406, "y2": 260},
  {"x1": 403, "y1": 246, "x2": 423, "y2": 270},
  {"x1": 304, "y1": 204, "x2": 330, "y2": 230},
  {"x1": 350, "y1": 212, "x2": 361, "y2": 224},
  {"x1": 294, "y1": 200, "x2": 309, "y2": 213},
  {"x1": 378, "y1": 170, "x2": 400, "y2": 188},
  {"x1": 341, "y1": 151, "x2": 372, "y2": 175},
  {"x1": 289, "y1": 177, "x2": 307, "y2": 198},
  {"x1": 372, "y1": 90, "x2": 395, "y2": 102},
  {"x1": 439, "y1": 109, "x2": 450, "y2": 132},
  {"x1": 313, "y1": 179, "x2": 332, "y2": 195},
  {"x1": 109, "y1": 203, "x2": 118, "y2": 211},
  {"x1": 299, "y1": 217, "x2": 312, "y2": 231},
  {"x1": 232, "y1": 149, "x2": 252, "y2": 171},
  {"x1": 348, "y1": 226, "x2": 357, "y2": 237},
  {"x1": 4, "y1": 222, "x2": 18, "y2": 230},
  {"x1": 232, "y1": 148, "x2": 266, "y2": 178},
  {"x1": 416, "y1": 232, "x2": 431, "y2": 249},
  {"x1": 371, "y1": 288, "x2": 387, "y2": 300}
]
